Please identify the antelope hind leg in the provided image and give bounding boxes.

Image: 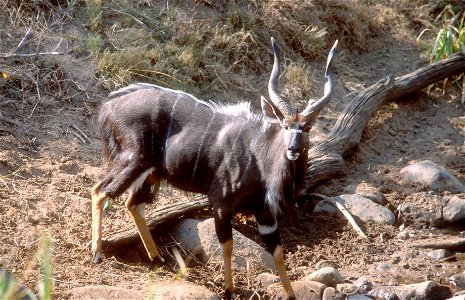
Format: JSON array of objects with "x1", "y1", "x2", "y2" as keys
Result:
[
  {"x1": 91, "y1": 181, "x2": 107, "y2": 263},
  {"x1": 222, "y1": 239, "x2": 234, "y2": 299},
  {"x1": 126, "y1": 194, "x2": 164, "y2": 263}
]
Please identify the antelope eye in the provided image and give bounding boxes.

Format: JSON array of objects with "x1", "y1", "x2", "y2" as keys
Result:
[{"x1": 283, "y1": 125, "x2": 289, "y2": 130}]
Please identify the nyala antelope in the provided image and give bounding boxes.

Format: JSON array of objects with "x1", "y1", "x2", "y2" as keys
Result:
[{"x1": 91, "y1": 38, "x2": 337, "y2": 299}]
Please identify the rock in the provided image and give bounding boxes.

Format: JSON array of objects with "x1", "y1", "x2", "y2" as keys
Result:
[
  {"x1": 316, "y1": 260, "x2": 340, "y2": 270},
  {"x1": 448, "y1": 271, "x2": 465, "y2": 290},
  {"x1": 392, "y1": 281, "x2": 452, "y2": 300},
  {"x1": 68, "y1": 282, "x2": 220, "y2": 300},
  {"x1": 398, "y1": 201, "x2": 437, "y2": 227},
  {"x1": 322, "y1": 286, "x2": 346, "y2": 300},
  {"x1": 314, "y1": 194, "x2": 396, "y2": 225},
  {"x1": 68, "y1": 285, "x2": 144, "y2": 300},
  {"x1": 336, "y1": 282, "x2": 358, "y2": 294},
  {"x1": 368, "y1": 287, "x2": 399, "y2": 300},
  {"x1": 400, "y1": 160, "x2": 465, "y2": 193},
  {"x1": 426, "y1": 249, "x2": 452, "y2": 260},
  {"x1": 269, "y1": 281, "x2": 320, "y2": 300},
  {"x1": 346, "y1": 294, "x2": 373, "y2": 300},
  {"x1": 443, "y1": 196, "x2": 465, "y2": 223},
  {"x1": 173, "y1": 218, "x2": 275, "y2": 270},
  {"x1": 302, "y1": 267, "x2": 344, "y2": 287},
  {"x1": 255, "y1": 272, "x2": 279, "y2": 288},
  {"x1": 354, "y1": 276, "x2": 373, "y2": 293},
  {"x1": 355, "y1": 182, "x2": 388, "y2": 205},
  {"x1": 398, "y1": 194, "x2": 465, "y2": 227}
]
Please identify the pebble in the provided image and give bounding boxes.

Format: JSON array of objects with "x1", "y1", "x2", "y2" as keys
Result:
[
  {"x1": 426, "y1": 249, "x2": 452, "y2": 260},
  {"x1": 302, "y1": 267, "x2": 344, "y2": 287},
  {"x1": 322, "y1": 286, "x2": 346, "y2": 300}
]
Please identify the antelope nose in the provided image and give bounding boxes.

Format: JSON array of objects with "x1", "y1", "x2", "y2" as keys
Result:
[{"x1": 288, "y1": 145, "x2": 298, "y2": 154}]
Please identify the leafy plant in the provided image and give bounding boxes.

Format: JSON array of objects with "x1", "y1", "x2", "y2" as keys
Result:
[
  {"x1": 0, "y1": 234, "x2": 53, "y2": 300},
  {"x1": 37, "y1": 234, "x2": 53, "y2": 300},
  {"x1": 418, "y1": 5, "x2": 465, "y2": 103}
]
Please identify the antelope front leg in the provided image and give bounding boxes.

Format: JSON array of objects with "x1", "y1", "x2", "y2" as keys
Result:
[
  {"x1": 213, "y1": 208, "x2": 235, "y2": 299},
  {"x1": 257, "y1": 217, "x2": 296, "y2": 300},
  {"x1": 273, "y1": 245, "x2": 296, "y2": 300},
  {"x1": 91, "y1": 182, "x2": 107, "y2": 263}
]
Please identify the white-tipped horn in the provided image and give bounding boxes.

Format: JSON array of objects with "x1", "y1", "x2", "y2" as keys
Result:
[
  {"x1": 302, "y1": 40, "x2": 338, "y2": 120},
  {"x1": 268, "y1": 37, "x2": 293, "y2": 117}
]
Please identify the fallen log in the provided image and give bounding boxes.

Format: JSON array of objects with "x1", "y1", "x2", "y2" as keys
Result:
[
  {"x1": 410, "y1": 237, "x2": 465, "y2": 251},
  {"x1": 103, "y1": 196, "x2": 209, "y2": 250},
  {"x1": 105, "y1": 50, "x2": 465, "y2": 246},
  {"x1": 305, "y1": 50, "x2": 465, "y2": 187}
]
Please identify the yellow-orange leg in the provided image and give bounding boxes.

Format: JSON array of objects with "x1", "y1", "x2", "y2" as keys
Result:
[
  {"x1": 126, "y1": 195, "x2": 164, "y2": 263},
  {"x1": 91, "y1": 182, "x2": 107, "y2": 263},
  {"x1": 273, "y1": 245, "x2": 296, "y2": 300},
  {"x1": 222, "y1": 239, "x2": 234, "y2": 299}
]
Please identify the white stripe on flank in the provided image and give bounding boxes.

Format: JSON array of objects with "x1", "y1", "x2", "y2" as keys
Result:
[
  {"x1": 231, "y1": 121, "x2": 246, "y2": 151},
  {"x1": 191, "y1": 111, "x2": 216, "y2": 180},
  {"x1": 128, "y1": 167, "x2": 155, "y2": 193},
  {"x1": 165, "y1": 94, "x2": 181, "y2": 148},
  {"x1": 258, "y1": 222, "x2": 277, "y2": 235}
]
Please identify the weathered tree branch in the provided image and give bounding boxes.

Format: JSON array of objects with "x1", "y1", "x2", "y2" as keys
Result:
[
  {"x1": 305, "y1": 50, "x2": 465, "y2": 187},
  {"x1": 103, "y1": 196, "x2": 209, "y2": 249}
]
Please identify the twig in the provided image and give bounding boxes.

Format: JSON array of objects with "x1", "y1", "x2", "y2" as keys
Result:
[
  {"x1": 0, "y1": 50, "x2": 66, "y2": 58},
  {"x1": 172, "y1": 246, "x2": 188, "y2": 278},
  {"x1": 28, "y1": 74, "x2": 42, "y2": 118},
  {"x1": 0, "y1": 38, "x2": 66, "y2": 58},
  {"x1": 109, "y1": 7, "x2": 146, "y2": 27},
  {"x1": 71, "y1": 130, "x2": 87, "y2": 144},
  {"x1": 310, "y1": 193, "x2": 370, "y2": 240},
  {"x1": 70, "y1": 124, "x2": 92, "y2": 143},
  {"x1": 11, "y1": 27, "x2": 32, "y2": 54}
]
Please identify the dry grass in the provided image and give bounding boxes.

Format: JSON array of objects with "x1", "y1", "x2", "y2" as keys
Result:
[{"x1": 0, "y1": 0, "x2": 442, "y2": 104}]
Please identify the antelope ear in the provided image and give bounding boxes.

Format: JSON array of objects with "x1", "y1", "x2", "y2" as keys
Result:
[{"x1": 261, "y1": 96, "x2": 284, "y2": 124}]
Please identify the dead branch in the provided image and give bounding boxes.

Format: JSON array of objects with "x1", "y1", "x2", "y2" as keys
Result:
[
  {"x1": 103, "y1": 196, "x2": 209, "y2": 250},
  {"x1": 305, "y1": 50, "x2": 465, "y2": 187},
  {"x1": 0, "y1": 36, "x2": 65, "y2": 58},
  {"x1": 310, "y1": 193, "x2": 369, "y2": 240}
]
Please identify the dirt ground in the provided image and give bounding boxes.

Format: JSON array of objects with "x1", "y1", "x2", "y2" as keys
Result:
[{"x1": 1, "y1": 2, "x2": 465, "y2": 300}]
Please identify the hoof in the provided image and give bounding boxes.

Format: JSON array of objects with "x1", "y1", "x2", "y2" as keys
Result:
[
  {"x1": 149, "y1": 255, "x2": 165, "y2": 268},
  {"x1": 92, "y1": 252, "x2": 103, "y2": 264},
  {"x1": 224, "y1": 288, "x2": 236, "y2": 300}
]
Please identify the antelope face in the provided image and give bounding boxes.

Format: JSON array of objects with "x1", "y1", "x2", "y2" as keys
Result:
[
  {"x1": 261, "y1": 37, "x2": 337, "y2": 162},
  {"x1": 281, "y1": 116, "x2": 310, "y2": 161}
]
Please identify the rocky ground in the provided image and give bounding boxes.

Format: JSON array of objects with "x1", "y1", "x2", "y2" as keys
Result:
[{"x1": 1, "y1": 1, "x2": 465, "y2": 300}]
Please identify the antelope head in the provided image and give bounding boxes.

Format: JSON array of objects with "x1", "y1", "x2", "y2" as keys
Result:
[{"x1": 261, "y1": 38, "x2": 338, "y2": 161}]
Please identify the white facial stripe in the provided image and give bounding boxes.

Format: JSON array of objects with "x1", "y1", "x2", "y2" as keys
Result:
[
  {"x1": 258, "y1": 222, "x2": 278, "y2": 235},
  {"x1": 291, "y1": 128, "x2": 303, "y2": 133}
]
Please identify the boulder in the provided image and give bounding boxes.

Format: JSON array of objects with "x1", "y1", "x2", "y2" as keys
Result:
[
  {"x1": 173, "y1": 218, "x2": 275, "y2": 270},
  {"x1": 314, "y1": 194, "x2": 396, "y2": 225},
  {"x1": 400, "y1": 160, "x2": 465, "y2": 193}
]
